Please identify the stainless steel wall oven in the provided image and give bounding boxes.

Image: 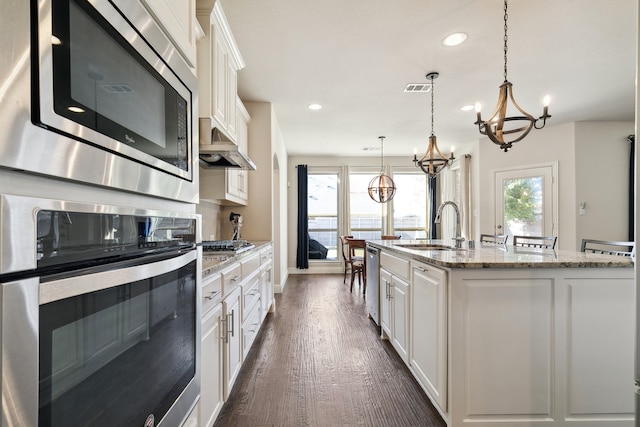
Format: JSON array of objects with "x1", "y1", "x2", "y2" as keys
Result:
[
  {"x1": 0, "y1": 195, "x2": 201, "y2": 427},
  {"x1": 0, "y1": 0, "x2": 198, "y2": 202}
]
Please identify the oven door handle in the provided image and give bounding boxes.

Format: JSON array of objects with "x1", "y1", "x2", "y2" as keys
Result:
[{"x1": 39, "y1": 250, "x2": 197, "y2": 305}]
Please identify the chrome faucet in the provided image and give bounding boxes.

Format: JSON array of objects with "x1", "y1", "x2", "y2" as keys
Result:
[{"x1": 434, "y1": 201, "x2": 465, "y2": 248}]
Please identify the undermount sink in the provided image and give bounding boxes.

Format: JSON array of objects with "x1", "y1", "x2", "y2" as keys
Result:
[{"x1": 393, "y1": 243, "x2": 457, "y2": 251}]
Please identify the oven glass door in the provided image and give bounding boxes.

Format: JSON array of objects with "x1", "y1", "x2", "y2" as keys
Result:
[
  {"x1": 38, "y1": 0, "x2": 191, "y2": 178},
  {"x1": 38, "y1": 253, "x2": 197, "y2": 427}
]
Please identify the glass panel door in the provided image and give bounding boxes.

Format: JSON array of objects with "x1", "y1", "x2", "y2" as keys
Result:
[{"x1": 494, "y1": 165, "x2": 555, "y2": 245}]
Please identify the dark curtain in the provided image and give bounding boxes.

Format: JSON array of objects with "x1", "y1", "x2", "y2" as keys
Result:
[
  {"x1": 629, "y1": 135, "x2": 635, "y2": 241},
  {"x1": 428, "y1": 175, "x2": 437, "y2": 240},
  {"x1": 296, "y1": 164, "x2": 309, "y2": 269}
]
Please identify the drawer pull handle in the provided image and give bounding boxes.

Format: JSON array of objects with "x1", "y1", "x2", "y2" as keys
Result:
[
  {"x1": 204, "y1": 290, "x2": 220, "y2": 300},
  {"x1": 231, "y1": 275, "x2": 241, "y2": 282}
]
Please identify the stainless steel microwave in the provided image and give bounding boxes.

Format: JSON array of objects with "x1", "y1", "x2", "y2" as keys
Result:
[{"x1": 0, "y1": 0, "x2": 199, "y2": 203}]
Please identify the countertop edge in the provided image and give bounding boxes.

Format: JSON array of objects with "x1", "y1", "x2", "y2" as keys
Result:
[
  {"x1": 202, "y1": 241, "x2": 272, "y2": 277},
  {"x1": 366, "y1": 240, "x2": 634, "y2": 269}
]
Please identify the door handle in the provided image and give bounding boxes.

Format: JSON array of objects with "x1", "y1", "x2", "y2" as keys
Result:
[{"x1": 496, "y1": 225, "x2": 503, "y2": 230}]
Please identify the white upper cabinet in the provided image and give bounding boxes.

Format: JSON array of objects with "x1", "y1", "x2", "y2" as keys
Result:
[
  {"x1": 197, "y1": 2, "x2": 244, "y2": 141},
  {"x1": 141, "y1": 0, "x2": 198, "y2": 68}
]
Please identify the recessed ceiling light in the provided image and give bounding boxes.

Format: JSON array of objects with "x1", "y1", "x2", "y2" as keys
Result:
[
  {"x1": 308, "y1": 103, "x2": 322, "y2": 110},
  {"x1": 460, "y1": 105, "x2": 474, "y2": 111},
  {"x1": 442, "y1": 32, "x2": 468, "y2": 47}
]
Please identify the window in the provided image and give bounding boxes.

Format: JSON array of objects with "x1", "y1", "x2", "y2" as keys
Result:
[
  {"x1": 392, "y1": 172, "x2": 427, "y2": 239},
  {"x1": 307, "y1": 173, "x2": 338, "y2": 260},
  {"x1": 349, "y1": 172, "x2": 383, "y2": 239}
]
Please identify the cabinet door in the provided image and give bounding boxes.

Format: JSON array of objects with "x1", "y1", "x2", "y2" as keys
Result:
[
  {"x1": 226, "y1": 63, "x2": 238, "y2": 140},
  {"x1": 141, "y1": 0, "x2": 197, "y2": 67},
  {"x1": 223, "y1": 286, "x2": 242, "y2": 399},
  {"x1": 380, "y1": 268, "x2": 392, "y2": 338},
  {"x1": 213, "y1": 27, "x2": 228, "y2": 128},
  {"x1": 200, "y1": 303, "x2": 224, "y2": 427},
  {"x1": 391, "y1": 276, "x2": 410, "y2": 364},
  {"x1": 411, "y1": 262, "x2": 447, "y2": 412},
  {"x1": 260, "y1": 263, "x2": 273, "y2": 318}
]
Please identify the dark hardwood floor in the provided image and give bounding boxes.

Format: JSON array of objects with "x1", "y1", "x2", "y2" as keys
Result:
[{"x1": 213, "y1": 274, "x2": 446, "y2": 427}]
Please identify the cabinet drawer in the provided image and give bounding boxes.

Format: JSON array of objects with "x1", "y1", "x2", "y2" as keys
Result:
[
  {"x1": 241, "y1": 252, "x2": 261, "y2": 276},
  {"x1": 202, "y1": 272, "x2": 222, "y2": 314},
  {"x1": 242, "y1": 302, "x2": 261, "y2": 359},
  {"x1": 260, "y1": 247, "x2": 272, "y2": 265},
  {"x1": 381, "y1": 251, "x2": 410, "y2": 281},
  {"x1": 221, "y1": 263, "x2": 242, "y2": 291},
  {"x1": 242, "y1": 274, "x2": 260, "y2": 321}
]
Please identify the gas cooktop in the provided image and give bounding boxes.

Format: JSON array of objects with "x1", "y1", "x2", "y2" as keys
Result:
[{"x1": 201, "y1": 239, "x2": 255, "y2": 254}]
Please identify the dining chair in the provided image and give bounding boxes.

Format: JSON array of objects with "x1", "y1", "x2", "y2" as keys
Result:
[
  {"x1": 581, "y1": 239, "x2": 635, "y2": 257},
  {"x1": 381, "y1": 235, "x2": 400, "y2": 240},
  {"x1": 513, "y1": 235, "x2": 557, "y2": 249},
  {"x1": 479, "y1": 234, "x2": 508, "y2": 245},
  {"x1": 339, "y1": 235, "x2": 354, "y2": 284},
  {"x1": 346, "y1": 238, "x2": 367, "y2": 293}
]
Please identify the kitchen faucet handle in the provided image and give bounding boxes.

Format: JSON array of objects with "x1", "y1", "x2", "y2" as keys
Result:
[{"x1": 454, "y1": 236, "x2": 466, "y2": 249}]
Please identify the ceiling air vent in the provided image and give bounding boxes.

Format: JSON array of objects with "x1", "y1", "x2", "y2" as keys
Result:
[{"x1": 404, "y1": 83, "x2": 433, "y2": 93}]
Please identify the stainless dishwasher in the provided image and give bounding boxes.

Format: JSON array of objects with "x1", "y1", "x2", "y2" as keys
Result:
[{"x1": 365, "y1": 245, "x2": 380, "y2": 325}]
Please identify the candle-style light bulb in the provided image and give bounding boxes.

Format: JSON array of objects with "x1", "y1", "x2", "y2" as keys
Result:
[
  {"x1": 542, "y1": 95, "x2": 551, "y2": 117},
  {"x1": 474, "y1": 102, "x2": 482, "y2": 122}
]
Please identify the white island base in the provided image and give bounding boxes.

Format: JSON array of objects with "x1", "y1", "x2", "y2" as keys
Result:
[
  {"x1": 449, "y1": 267, "x2": 634, "y2": 427},
  {"x1": 371, "y1": 241, "x2": 634, "y2": 427}
]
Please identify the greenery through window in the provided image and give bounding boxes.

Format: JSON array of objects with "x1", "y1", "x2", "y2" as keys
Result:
[{"x1": 502, "y1": 176, "x2": 543, "y2": 237}]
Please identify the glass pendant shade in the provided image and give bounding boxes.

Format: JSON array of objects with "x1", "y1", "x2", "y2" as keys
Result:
[
  {"x1": 368, "y1": 174, "x2": 396, "y2": 203},
  {"x1": 368, "y1": 136, "x2": 396, "y2": 203}
]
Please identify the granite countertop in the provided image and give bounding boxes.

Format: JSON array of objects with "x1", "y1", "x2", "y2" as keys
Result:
[
  {"x1": 201, "y1": 241, "x2": 271, "y2": 277},
  {"x1": 366, "y1": 239, "x2": 634, "y2": 269}
]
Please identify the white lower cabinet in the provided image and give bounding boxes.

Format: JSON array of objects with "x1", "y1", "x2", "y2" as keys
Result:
[
  {"x1": 200, "y1": 244, "x2": 275, "y2": 426},
  {"x1": 222, "y1": 285, "x2": 242, "y2": 399},
  {"x1": 241, "y1": 271, "x2": 261, "y2": 359},
  {"x1": 259, "y1": 259, "x2": 273, "y2": 319},
  {"x1": 200, "y1": 303, "x2": 223, "y2": 427},
  {"x1": 380, "y1": 267, "x2": 410, "y2": 364},
  {"x1": 376, "y1": 246, "x2": 634, "y2": 427},
  {"x1": 410, "y1": 261, "x2": 447, "y2": 413}
]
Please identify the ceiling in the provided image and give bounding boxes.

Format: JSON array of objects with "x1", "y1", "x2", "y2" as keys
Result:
[{"x1": 218, "y1": 0, "x2": 637, "y2": 157}]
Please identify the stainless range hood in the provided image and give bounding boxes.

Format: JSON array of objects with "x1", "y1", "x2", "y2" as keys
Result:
[{"x1": 199, "y1": 118, "x2": 257, "y2": 170}]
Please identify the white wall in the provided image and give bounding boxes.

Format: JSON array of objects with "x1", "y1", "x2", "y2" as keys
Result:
[
  {"x1": 477, "y1": 122, "x2": 577, "y2": 250},
  {"x1": 232, "y1": 102, "x2": 273, "y2": 242},
  {"x1": 269, "y1": 105, "x2": 289, "y2": 292},
  {"x1": 575, "y1": 122, "x2": 634, "y2": 247},
  {"x1": 476, "y1": 121, "x2": 633, "y2": 251}
]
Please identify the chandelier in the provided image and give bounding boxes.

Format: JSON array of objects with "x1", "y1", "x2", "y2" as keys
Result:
[
  {"x1": 413, "y1": 72, "x2": 454, "y2": 177},
  {"x1": 368, "y1": 136, "x2": 396, "y2": 203},
  {"x1": 474, "y1": 0, "x2": 551, "y2": 152}
]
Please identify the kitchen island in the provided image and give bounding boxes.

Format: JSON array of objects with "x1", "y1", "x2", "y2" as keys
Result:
[{"x1": 367, "y1": 240, "x2": 634, "y2": 427}]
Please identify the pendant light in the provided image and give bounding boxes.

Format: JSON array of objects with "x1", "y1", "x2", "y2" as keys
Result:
[
  {"x1": 368, "y1": 136, "x2": 396, "y2": 203},
  {"x1": 474, "y1": 0, "x2": 551, "y2": 152},
  {"x1": 413, "y1": 72, "x2": 454, "y2": 177}
]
